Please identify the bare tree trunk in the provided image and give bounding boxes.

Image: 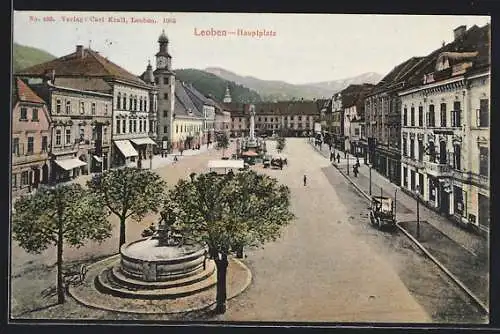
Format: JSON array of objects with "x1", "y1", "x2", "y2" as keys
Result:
[
  {"x1": 119, "y1": 217, "x2": 126, "y2": 250},
  {"x1": 214, "y1": 252, "x2": 229, "y2": 314},
  {"x1": 56, "y1": 223, "x2": 65, "y2": 304},
  {"x1": 236, "y1": 245, "x2": 244, "y2": 259}
]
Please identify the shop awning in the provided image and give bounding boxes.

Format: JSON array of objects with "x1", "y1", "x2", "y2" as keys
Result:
[
  {"x1": 54, "y1": 158, "x2": 87, "y2": 171},
  {"x1": 93, "y1": 155, "x2": 103, "y2": 163},
  {"x1": 114, "y1": 140, "x2": 139, "y2": 158},
  {"x1": 208, "y1": 159, "x2": 244, "y2": 169},
  {"x1": 130, "y1": 137, "x2": 157, "y2": 146}
]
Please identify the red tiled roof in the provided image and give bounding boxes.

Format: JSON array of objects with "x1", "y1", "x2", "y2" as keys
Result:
[
  {"x1": 14, "y1": 78, "x2": 45, "y2": 104},
  {"x1": 17, "y1": 47, "x2": 149, "y2": 87}
]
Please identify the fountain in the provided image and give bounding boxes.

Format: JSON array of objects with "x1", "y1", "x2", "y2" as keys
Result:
[{"x1": 95, "y1": 212, "x2": 216, "y2": 299}]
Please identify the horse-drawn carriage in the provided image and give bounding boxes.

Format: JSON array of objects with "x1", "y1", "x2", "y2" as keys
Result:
[{"x1": 369, "y1": 196, "x2": 396, "y2": 230}]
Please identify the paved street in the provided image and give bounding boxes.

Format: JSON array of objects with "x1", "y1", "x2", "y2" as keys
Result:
[
  {"x1": 215, "y1": 138, "x2": 485, "y2": 323},
  {"x1": 10, "y1": 138, "x2": 486, "y2": 323}
]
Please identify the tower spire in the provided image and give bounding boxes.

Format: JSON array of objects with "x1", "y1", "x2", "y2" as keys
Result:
[{"x1": 223, "y1": 85, "x2": 232, "y2": 103}]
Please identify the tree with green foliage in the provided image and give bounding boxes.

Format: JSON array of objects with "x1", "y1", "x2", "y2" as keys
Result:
[
  {"x1": 87, "y1": 167, "x2": 166, "y2": 251},
  {"x1": 216, "y1": 132, "x2": 230, "y2": 157},
  {"x1": 162, "y1": 170, "x2": 294, "y2": 314},
  {"x1": 12, "y1": 184, "x2": 111, "y2": 304},
  {"x1": 276, "y1": 137, "x2": 286, "y2": 153}
]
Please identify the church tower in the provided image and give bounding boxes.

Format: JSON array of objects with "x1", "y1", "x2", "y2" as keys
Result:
[
  {"x1": 223, "y1": 85, "x2": 232, "y2": 103},
  {"x1": 153, "y1": 29, "x2": 175, "y2": 148}
]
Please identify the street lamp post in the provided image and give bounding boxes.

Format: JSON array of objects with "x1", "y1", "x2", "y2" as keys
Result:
[
  {"x1": 369, "y1": 164, "x2": 372, "y2": 195},
  {"x1": 394, "y1": 189, "x2": 398, "y2": 221},
  {"x1": 415, "y1": 185, "x2": 420, "y2": 240}
]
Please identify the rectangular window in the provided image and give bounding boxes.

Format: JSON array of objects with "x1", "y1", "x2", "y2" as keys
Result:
[
  {"x1": 410, "y1": 170, "x2": 416, "y2": 191},
  {"x1": 55, "y1": 129, "x2": 61, "y2": 146},
  {"x1": 27, "y1": 137, "x2": 34, "y2": 154},
  {"x1": 80, "y1": 101, "x2": 85, "y2": 114},
  {"x1": 163, "y1": 77, "x2": 169, "y2": 85},
  {"x1": 418, "y1": 173, "x2": 424, "y2": 196},
  {"x1": 139, "y1": 120, "x2": 143, "y2": 132},
  {"x1": 298, "y1": 116, "x2": 302, "y2": 121},
  {"x1": 454, "y1": 144, "x2": 461, "y2": 170},
  {"x1": 479, "y1": 146, "x2": 488, "y2": 177},
  {"x1": 479, "y1": 99, "x2": 489, "y2": 127},
  {"x1": 403, "y1": 108, "x2": 407, "y2": 126},
  {"x1": 104, "y1": 104, "x2": 108, "y2": 115},
  {"x1": 41, "y1": 136, "x2": 48, "y2": 152},
  {"x1": 122, "y1": 119, "x2": 126, "y2": 133},
  {"x1": 429, "y1": 142, "x2": 436, "y2": 162},
  {"x1": 403, "y1": 138, "x2": 407, "y2": 156},
  {"x1": 129, "y1": 120, "x2": 133, "y2": 133},
  {"x1": 123, "y1": 96, "x2": 127, "y2": 110},
  {"x1": 66, "y1": 101, "x2": 71, "y2": 114},
  {"x1": 418, "y1": 106, "x2": 423, "y2": 126},
  {"x1": 176, "y1": 125, "x2": 179, "y2": 133},
  {"x1": 440, "y1": 103, "x2": 447, "y2": 127},
  {"x1": 117, "y1": 95, "x2": 121, "y2": 109},
  {"x1": 403, "y1": 167, "x2": 408, "y2": 187},
  {"x1": 65, "y1": 129, "x2": 71, "y2": 144},
  {"x1": 410, "y1": 107, "x2": 415, "y2": 126},
  {"x1": 12, "y1": 174, "x2": 17, "y2": 189},
  {"x1": 418, "y1": 140, "x2": 423, "y2": 162},
  {"x1": 133, "y1": 120, "x2": 137, "y2": 133},
  {"x1": 410, "y1": 139, "x2": 415, "y2": 159},
  {"x1": 20, "y1": 107, "x2": 28, "y2": 120},
  {"x1": 452, "y1": 101, "x2": 461, "y2": 127},
  {"x1": 91, "y1": 103, "x2": 96, "y2": 115},
  {"x1": 163, "y1": 110, "x2": 168, "y2": 117},
  {"x1": 454, "y1": 186, "x2": 465, "y2": 217},
  {"x1": 164, "y1": 125, "x2": 168, "y2": 133},
  {"x1": 428, "y1": 105, "x2": 435, "y2": 127},
  {"x1": 21, "y1": 171, "x2": 29, "y2": 186},
  {"x1": 56, "y1": 99, "x2": 62, "y2": 113},
  {"x1": 164, "y1": 93, "x2": 168, "y2": 100},
  {"x1": 129, "y1": 97, "x2": 133, "y2": 110},
  {"x1": 116, "y1": 119, "x2": 121, "y2": 134},
  {"x1": 12, "y1": 138, "x2": 19, "y2": 155}
]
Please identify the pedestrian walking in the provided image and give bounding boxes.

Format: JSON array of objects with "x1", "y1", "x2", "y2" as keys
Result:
[
  {"x1": 303, "y1": 174, "x2": 307, "y2": 186},
  {"x1": 330, "y1": 152, "x2": 333, "y2": 162},
  {"x1": 336, "y1": 153, "x2": 340, "y2": 163},
  {"x1": 344, "y1": 151, "x2": 347, "y2": 159}
]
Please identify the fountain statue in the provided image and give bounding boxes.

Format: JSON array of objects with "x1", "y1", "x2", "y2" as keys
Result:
[{"x1": 96, "y1": 211, "x2": 216, "y2": 299}]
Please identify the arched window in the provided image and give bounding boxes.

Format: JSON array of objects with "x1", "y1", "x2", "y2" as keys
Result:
[
  {"x1": 117, "y1": 93, "x2": 121, "y2": 109},
  {"x1": 123, "y1": 94, "x2": 127, "y2": 110}
]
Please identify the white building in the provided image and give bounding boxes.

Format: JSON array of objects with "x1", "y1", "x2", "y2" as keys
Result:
[{"x1": 398, "y1": 23, "x2": 490, "y2": 233}]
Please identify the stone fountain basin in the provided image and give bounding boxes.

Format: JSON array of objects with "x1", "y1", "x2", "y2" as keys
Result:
[{"x1": 120, "y1": 238, "x2": 208, "y2": 282}]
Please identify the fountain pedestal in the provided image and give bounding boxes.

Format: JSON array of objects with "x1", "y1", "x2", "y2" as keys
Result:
[{"x1": 95, "y1": 216, "x2": 216, "y2": 299}]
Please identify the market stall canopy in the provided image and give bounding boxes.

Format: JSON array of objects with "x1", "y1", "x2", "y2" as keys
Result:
[
  {"x1": 208, "y1": 159, "x2": 244, "y2": 170},
  {"x1": 54, "y1": 158, "x2": 87, "y2": 170},
  {"x1": 114, "y1": 140, "x2": 139, "y2": 157},
  {"x1": 242, "y1": 150, "x2": 259, "y2": 157},
  {"x1": 130, "y1": 137, "x2": 157, "y2": 146}
]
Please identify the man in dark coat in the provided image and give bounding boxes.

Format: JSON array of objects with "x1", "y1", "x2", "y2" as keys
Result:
[{"x1": 303, "y1": 174, "x2": 307, "y2": 186}]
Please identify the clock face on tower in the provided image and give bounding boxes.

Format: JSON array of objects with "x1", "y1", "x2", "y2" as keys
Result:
[{"x1": 157, "y1": 56, "x2": 167, "y2": 69}]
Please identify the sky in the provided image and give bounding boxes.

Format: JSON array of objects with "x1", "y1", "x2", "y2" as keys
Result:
[{"x1": 13, "y1": 12, "x2": 490, "y2": 85}]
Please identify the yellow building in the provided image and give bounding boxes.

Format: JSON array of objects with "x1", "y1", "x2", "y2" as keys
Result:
[{"x1": 171, "y1": 81, "x2": 204, "y2": 150}]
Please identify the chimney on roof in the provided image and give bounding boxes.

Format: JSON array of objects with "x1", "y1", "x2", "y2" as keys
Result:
[
  {"x1": 76, "y1": 45, "x2": 84, "y2": 58},
  {"x1": 454, "y1": 25, "x2": 467, "y2": 41}
]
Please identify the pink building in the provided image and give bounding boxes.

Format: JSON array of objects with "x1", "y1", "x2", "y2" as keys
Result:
[{"x1": 11, "y1": 78, "x2": 52, "y2": 197}]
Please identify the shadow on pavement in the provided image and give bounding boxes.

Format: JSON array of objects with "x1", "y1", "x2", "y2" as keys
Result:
[{"x1": 398, "y1": 220, "x2": 489, "y2": 307}]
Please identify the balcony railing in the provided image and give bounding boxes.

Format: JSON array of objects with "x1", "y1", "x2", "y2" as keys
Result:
[
  {"x1": 12, "y1": 151, "x2": 49, "y2": 165},
  {"x1": 401, "y1": 156, "x2": 425, "y2": 169},
  {"x1": 425, "y1": 161, "x2": 451, "y2": 177},
  {"x1": 452, "y1": 170, "x2": 489, "y2": 190}
]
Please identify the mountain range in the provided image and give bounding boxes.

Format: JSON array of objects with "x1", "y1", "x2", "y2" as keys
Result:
[
  {"x1": 205, "y1": 67, "x2": 382, "y2": 101},
  {"x1": 12, "y1": 43, "x2": 382, "y2": 103}
]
